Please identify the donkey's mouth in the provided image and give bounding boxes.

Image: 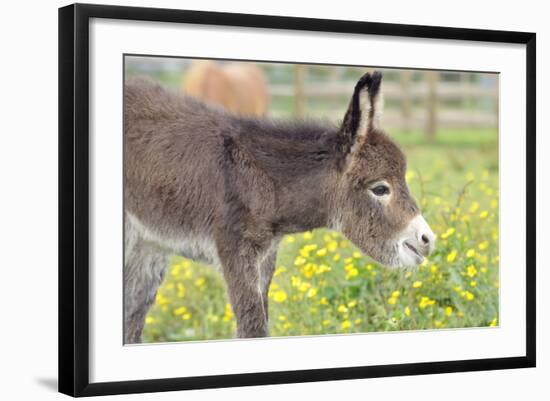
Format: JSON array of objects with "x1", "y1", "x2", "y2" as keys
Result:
[{"x1": 404, "y1": 241, "x2": 423, "y2": 261}]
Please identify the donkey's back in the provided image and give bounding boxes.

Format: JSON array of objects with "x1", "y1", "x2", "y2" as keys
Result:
[{"x1": 124, "y1": 77, "x2": 231, "y2": 261}]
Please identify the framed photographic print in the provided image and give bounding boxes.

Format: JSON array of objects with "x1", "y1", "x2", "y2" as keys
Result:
[{"x1": 58, "y1": 3, "x2": 536, "y2": 397}]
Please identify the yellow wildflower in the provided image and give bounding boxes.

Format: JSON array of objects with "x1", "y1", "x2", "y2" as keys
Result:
[
  {"x1": 145, "y1": 316, "x2": 154, "y2": 324},
  {"x1": 316, "y1": 264, "x2": 331, "y2": 274},
  {"x1": 466, "y1": 249, "x2": 476, "y2": 258},
  {"x1": 316, "y1": 248, "x2": 327, "y2": 257},
  {"x1": 223, "y1": 303, "x2": 233, "y2": 322},
  {"x1": 274, "y1": 266, "x2": 287, "y2": 276},
  {"x1": 194, "y1": 277, "x2": 206, "y2": 288},
  {"x1": 319, "y1": 297, "x2": 329, "y2": 306},
  {"x1": 490, "y1": 318, "x2": 498, "y2": 327},
  {"x1": 294, "y1": 256, "x2": 306, "y2": 266},
  {"x1": 341, "y1": 320, "x2": 352, "y2": 330},
  {"x1": 479, "y1": 210, "x2": 489, "y2": 219},
  {"x1": 478, "y1": 241, "x2": 489, "y2": 251},
  {"x1": 469, "y1": 201, "x2": 480, "y2": 213},
  {"x1": 155, "y1": 293, "x2": 169, "y2": 306},
  {"x1": 461, "y1": 291, "x2": 475, "y2": 301},
  {"x1": 273, "y1": 290, "x2": 288, "y2": 303},
  {"x1": 348, "y1": 300, "x2": 357, "y2": 308},
  {"x1": 345, "y1": 265, "x2": 359, "y2": 280},
  {"x1": 337, "y1": 304, "x2": 348, "y2": 313},
  {"x1": 419, "y1": 296, "x2": 436, "y2": 309},
  {"x1": 303, "y1": 231, "x2": 313, "y2": 240},
  {"x1": 388, "y1": 297, "x2": 398, "y2": 305},
  {"x1": 307, "y1": 287, "x2": 318, "y2": 298},
  {"x1": 171, "y1": 264, "x2": 181, "y2": 276},
  {"x1": 177, "y1": 283, "x2": 185, "y2": 298},
  {"x1": 447, "y1": 250, "x2": 457, "y2": 263},
  {"x1": 466, "y1": 264, "x2": 477, "y2": 277},
  {"x1": 445, "y1": 306, "x2": 453, "y2": 316},
  {"x1": 301, "y1": 263, "x2": 315, "y2": 278},
  {"x1": 285, "y1": 235, "x2": 296, "y2": 244},
  {"x1": 441, "y1": 227, "x2": 455, "y2": 240},
  {"x1": 391, "y1": 290, "x2": 401, "y2": 298},
  {"x1": 173, "y1": 306, "x2": 187, "y2": 316},
  {"x1": 404, "y1": 306, "x2": 411, "y2": 317},
  {"x1": 412, "y1": 281, "x2": 422, "y2": 289}
]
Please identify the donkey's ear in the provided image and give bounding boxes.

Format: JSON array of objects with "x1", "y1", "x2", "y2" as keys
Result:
[{"x1": 340, "y1": 71, "x2": 384, "y2": 144}]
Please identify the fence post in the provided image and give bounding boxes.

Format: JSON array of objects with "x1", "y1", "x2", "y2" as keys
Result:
[
  {"x1": 400, "y1": 70, "x2": 413, "y2": 133},
  {"x1": 294, "y1": 64, "x2": 306, "y2": 117},
  {"x1": 425, "y1": 71, "x2": 439, "y2": 142}
]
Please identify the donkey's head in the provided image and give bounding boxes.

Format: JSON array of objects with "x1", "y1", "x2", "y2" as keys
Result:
[{"x1": 332, "y1": 72, "x2": 435, "y2": 268}]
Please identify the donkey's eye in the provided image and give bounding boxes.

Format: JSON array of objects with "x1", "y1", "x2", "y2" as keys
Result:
[{"x1": 371, "y1": 185, "x2": 390, "y2": 196}]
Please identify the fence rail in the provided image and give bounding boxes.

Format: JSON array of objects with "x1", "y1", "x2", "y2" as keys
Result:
[
  {"x1": 270, "y1": 82, "x2": 498, "y2": 99},
  {"x1": 270, "y1": 75, "x2": 498, "y2": 134}
]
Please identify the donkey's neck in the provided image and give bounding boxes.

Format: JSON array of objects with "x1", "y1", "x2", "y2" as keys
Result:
[
  {"x1": 268, "y1": 158, "x2": 341, "y2": 236},
  {"x1": 234, "y1": 117, "x2": 343, "y2": 236},
  {"x1": 273, "y1": 175, "x2": 330, "y2": 234}
]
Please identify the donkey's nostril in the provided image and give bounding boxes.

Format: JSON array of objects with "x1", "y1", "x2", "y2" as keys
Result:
[{"x1": 421, "y1": 234, "x2": 430, "y2": 244}]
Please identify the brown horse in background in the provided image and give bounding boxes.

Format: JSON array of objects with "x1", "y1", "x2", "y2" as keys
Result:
[{"x1": 182, "y1": 60, "x2": 269, "y2": 116}]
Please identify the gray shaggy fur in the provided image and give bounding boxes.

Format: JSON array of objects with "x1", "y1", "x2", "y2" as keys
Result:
[{"x1": 123, "y1": 72, "x2": 424, "y2": 343}]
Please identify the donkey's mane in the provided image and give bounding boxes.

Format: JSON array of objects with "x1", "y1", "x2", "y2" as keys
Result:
[{"x1": 230, "y1": 115, "x2": 345, "y2": 179}]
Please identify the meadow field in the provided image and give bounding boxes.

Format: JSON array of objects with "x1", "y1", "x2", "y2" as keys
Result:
[{"x1": 141, "y1": 128, "x2": 500, "y2": 342}]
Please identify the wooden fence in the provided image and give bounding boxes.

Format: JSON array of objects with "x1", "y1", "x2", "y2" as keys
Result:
[{"x1": 270, "y1": 70, "x2": 499, "y2": 137}]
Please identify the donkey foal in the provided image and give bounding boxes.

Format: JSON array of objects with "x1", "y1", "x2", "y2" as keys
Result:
[{"x1": 123, "y1": 71, "x2": 435, "y2": 343}]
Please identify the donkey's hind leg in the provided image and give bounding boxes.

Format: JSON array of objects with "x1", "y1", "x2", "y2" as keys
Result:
[{"x1": 124, "y1": 222, "x2": 168, "y2": 344}]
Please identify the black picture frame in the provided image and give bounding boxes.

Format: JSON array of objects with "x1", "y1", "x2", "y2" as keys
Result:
[{"x1": 58, "y1": 3, "x2": 536, "y2": 397}]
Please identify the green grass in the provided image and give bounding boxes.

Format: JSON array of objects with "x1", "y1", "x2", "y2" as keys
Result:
[{"x1": 142, "y1": 129, "x2": 499, "y2": 342}]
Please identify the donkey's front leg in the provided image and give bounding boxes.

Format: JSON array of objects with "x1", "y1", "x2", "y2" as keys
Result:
[
  {"x1": 218, "y1": 239, "x2": 269, "y2": 338},
  {"x1": 259, "y1": 243, "x2": 278, "y2": 322}
]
